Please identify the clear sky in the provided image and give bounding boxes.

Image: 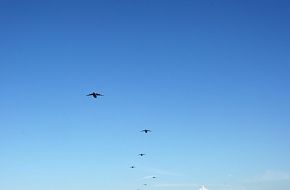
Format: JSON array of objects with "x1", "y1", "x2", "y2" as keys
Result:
[{"x1": 0, "y1": 0, "x2": 290, "y2": 190}]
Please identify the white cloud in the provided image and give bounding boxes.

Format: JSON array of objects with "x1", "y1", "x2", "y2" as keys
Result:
[{"x1": 198, "y1": 185, "x2": 209, "y2": 190}]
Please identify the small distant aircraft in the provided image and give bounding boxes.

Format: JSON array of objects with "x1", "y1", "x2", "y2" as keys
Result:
[
  {"x1": 87, "y1": 92, "x2": 103, "y2": 98},
  {"x1": 138, "y1": 153, "x2": 146, "y2": 156},
  {"x1": 143, "y1": 184, "x2": 147, "y2": 186},
  {"x1": 130, "y1": 166, "x2": 135, "y2": 169},
  {"x1": 140, "y1": 129, "x2": 151, "y2": 133},
  {"x1": 152, "y1": 176, "x2": 156, "y2": 179}
]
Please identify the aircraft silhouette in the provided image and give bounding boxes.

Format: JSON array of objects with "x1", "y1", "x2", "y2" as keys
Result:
[
  {"x1": 143, "y1": 184, "x2": 147, "y2": 186},
  {"x1": 152, "y1": 176, "x2": 156, "y2": 179},
  {"x1": 130, "y1": 166, "x2": 135, "y2": 169},
  {"x1": 138, "y1": 153, "x2": 146, "y2": 156},
  {"x1": 140, "y1": 129, "x2": 151, "y2": 133},
  {"x1": 87, "y1": 92, "x2": 103, "y2": 98}
]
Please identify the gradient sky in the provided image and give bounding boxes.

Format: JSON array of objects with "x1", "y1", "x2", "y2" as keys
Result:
[{"x1": 1, "y1": 0, "x2": 290, "y2": 190}]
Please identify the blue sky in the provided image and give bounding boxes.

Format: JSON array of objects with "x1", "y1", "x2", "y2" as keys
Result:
[{"x1": 0, "y1": 0, "x2": 290, "y2": 190}]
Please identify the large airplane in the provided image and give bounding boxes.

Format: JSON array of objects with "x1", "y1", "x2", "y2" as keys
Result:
[
  {"x1": 87, "y1": 92, "x2": 103, "y2": 98},
  {"x1": 140, "y1": 129, "x2": 151, "y2": 133}
]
